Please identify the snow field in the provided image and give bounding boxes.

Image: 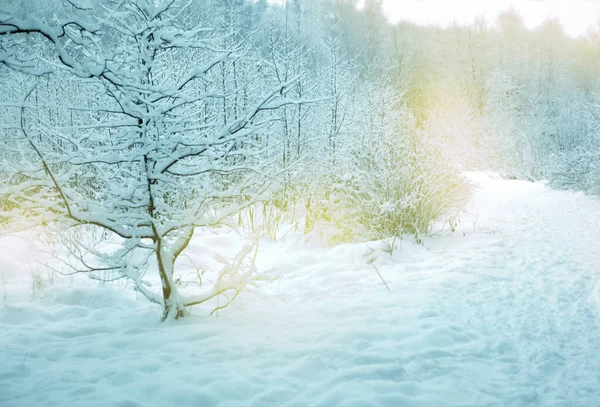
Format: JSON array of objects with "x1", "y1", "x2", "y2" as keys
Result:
[{"x1": 1, "y1": 173, "x2": 600, "y2": 406}]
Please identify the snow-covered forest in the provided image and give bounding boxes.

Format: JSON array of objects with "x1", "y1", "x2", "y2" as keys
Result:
[{"x1": 1, "y1": 1, "x2": 600, "y2": 405}]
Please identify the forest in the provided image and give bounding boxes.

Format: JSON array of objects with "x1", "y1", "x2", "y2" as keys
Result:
[{"x1": 1, "y1": 2, "x2": 600, "y2": 405}]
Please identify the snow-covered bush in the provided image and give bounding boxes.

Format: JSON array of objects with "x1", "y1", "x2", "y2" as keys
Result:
[
  {"x1": 546, "y1": 142, "x2": 600, "y2": 195},
  {"x1": 236, "y1": 200, "x2": 293, "y2": 242},
  {"x1": 307, "y1": 110, "x2": 471, "y2": 244},
  {"x1": 29, "y1": 268, "x2": 57, "y2": 300}
]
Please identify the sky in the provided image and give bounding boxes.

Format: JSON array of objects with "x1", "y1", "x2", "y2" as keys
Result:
[{"x1": 381, "y1": 0, "x2": 600, "y2": 37}]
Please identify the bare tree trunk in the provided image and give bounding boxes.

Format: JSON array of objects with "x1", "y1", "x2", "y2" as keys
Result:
[{"x1": 156, "y1": 239, "x2": 184, "y2": 320}]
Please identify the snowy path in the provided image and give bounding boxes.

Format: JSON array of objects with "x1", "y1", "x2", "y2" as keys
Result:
[{"x1": 1, "y1": 174, "x2": 600, "y2": 406}]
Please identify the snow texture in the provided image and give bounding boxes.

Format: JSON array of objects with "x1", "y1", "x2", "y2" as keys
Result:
[{"x1": 1, "y1": 173, "x2": 600, "y2": 406}]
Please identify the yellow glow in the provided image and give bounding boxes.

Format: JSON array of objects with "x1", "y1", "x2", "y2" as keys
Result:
[{"x1": 382, "y1": 0, "x2": 600, "y2": 37}]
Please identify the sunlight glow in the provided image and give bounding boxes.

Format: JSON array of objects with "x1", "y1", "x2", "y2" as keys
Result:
[{"x1": 382, "y1": 0, "x2": 600, "y2": 37}]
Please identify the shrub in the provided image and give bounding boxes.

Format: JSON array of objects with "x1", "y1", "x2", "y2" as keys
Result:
[
  {"x1": 546, "y1": 141, "x2": 600, "y2": 195},
  {"x1": 307, "y1": 111, "x2": 471, "y2": 244}
]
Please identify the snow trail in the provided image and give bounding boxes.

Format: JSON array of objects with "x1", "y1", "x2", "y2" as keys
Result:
[{"x1": 1, "y1": 173, "x2": 600, "y2": 406}]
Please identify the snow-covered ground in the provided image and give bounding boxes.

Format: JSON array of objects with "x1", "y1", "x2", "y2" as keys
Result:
[{"x1": 2, "y1": 173, "x2": 600, "y2": 406}]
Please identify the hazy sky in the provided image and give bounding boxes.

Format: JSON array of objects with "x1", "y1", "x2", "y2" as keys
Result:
[{"x1": 381, "y1": 0, "x2": 600, "y2": 37}]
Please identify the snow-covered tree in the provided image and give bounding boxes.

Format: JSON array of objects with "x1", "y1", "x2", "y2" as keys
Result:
[{"x1": 0, "y1": 0, "x2": 302, "y2": 319}]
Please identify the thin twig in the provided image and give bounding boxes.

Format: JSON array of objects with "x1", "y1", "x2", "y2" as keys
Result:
[
  {"x1": 22, "y1": 350, "x2": 29, "y2": 368},
  {"x1": 371, "y1": 264, "x2": 390, "y2": 292}
]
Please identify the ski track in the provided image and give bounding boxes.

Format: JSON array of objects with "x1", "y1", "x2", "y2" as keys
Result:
[{"x1": 1, "y1": 174, "x2": 600, "y2": 407}]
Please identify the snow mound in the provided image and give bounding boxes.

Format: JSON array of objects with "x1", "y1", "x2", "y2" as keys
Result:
[{"x1": 39, "y1": 285, "x2": 135, "y2": 309}]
